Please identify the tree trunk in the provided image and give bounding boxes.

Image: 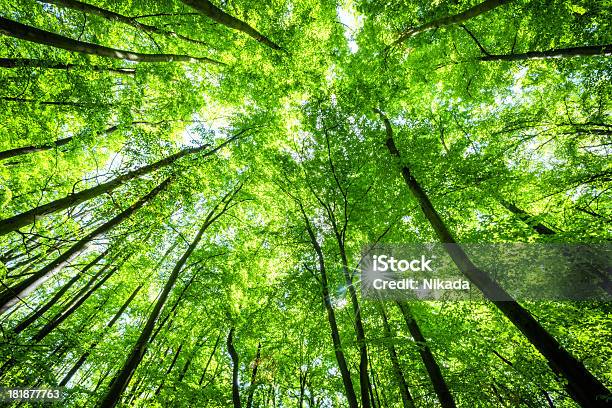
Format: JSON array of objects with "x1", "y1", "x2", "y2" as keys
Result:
[
  {"x1": 99, "y1": 186, "x2": 239, "y2": 407},
  {"x1": 0, "y1": 144, "x2": 208, "y2": 235},
  {"x1": 0, "y1": 58, "x2": 135, "y2": 74},
  {"x1": 480, "y1": 44, "x2": 612, "y2": 61},
  {"x1": 59, "y1": 281, "x2": 143, "y2": 386},
  {"x1": 338, "y1": 242, "x2": 371, "y2": 408},
  {"x1": 180, "y1": 0, "x2": 281, "y2": 50},
  {"x1": 246, "y1": 342, "x2": 261, "y2": 408},
  {"x1": 394, "y1": 0, "x2": 511, "y2": 45},
  {"x1": 227, "y1": 327, "x2": 242, "y2": 408},
  {"x1": 0, "y1": 17, "x2": 221, "y2": 64},
  {"x1": 376, "y1": 109, "x2": 612, "y2": 408},
  {"x1": 0, "y1": 136, "x2": 72, "y2": 161},
  {"x1": 12, "y1": 248, "x2": 110, "y2": 334},
  {"x1": 38, "y1": 0, "x2": 209, "y2": 46},
  {"x1": 0, "y1": 97, "x2": 109, "y2": 108},
  {"x1": 149, "y1": 272, "x2": 197, "y2": 345},
  {"x1": 497, "y1": 199, "x2": 556, "y2": 235},
  {"x1": 396, "y1": 301, "x2": 456, "y2": 408},
  {"x1": 0, "y1": 177, "x2": 171, "y2": 314},
  {"x1": 298, "y1": 203, "x2": 359, "y2": 408},
  {"x1": 198, "y1": 331, "x2": 221, "y2": 386},
  {"x1": 377, "y1": 304, "x2": 415, "y2": 408},
  {"x1": 154, "y1": 343, "x2": 183, "y2": 396},
  {"x1": 0, "y1": 122, "x2": 121, "y2": 162},
  {"x1": 33, "y1": 258, "x2": 126, "y2": 341}
]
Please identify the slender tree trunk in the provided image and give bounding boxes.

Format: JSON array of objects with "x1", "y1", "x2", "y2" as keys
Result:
[
  {"x1": 377, "y1": 305, "x2": 415, "y2": 408},
  {"x1": 13, "y1": 248, "x2": 110, "y2": 334},
  {"x1": 0, "y1": 17, "x2": 221, "y2": 64},
  {"x1": 99, "y1": 186, "x2": 239, "y2": 407},
  {"x1": 0, "y1": 144, "x2": 208, "y2": 235},
  {"x1": 338, "y1": 243, "x2": 371, "y2": 408},
  {"x1": 199, "y1": 331, "x2": 222, "y2": 386},
  {"x1": 0, "y1": 97, "x2": 110, "y2": 107},
  {"x1": 38, "y1": 0, "x2": 209, "y2": 46},
  {"x1": 394, "y1": 0, "x2": 511, "y2": 45},
  {"x1": 246, "y1": 342, "x2": 261, "y2": 408},
  {"x1": 497, "y1": 199, "x2": 556, "y2": 235},
  {"x1": 0, "y1": 58, "x2": 135, "y2": 74},
  {"x1": 227, "y1": 327, "x2": 242, "y2": 408},
  {"x1": 0, "y1": 121, "x2": 122, "y2": 161},
  {"x1": 177, "y1": 332, "x2": 206, "y2": 382},
  {"x1": 480, "y1": 44, "x2": 612, "y2": 61},
  {"x1": 298, "y1": 203, "x2": 359, "y2": 408},
  {"x1": 154, "y1": 343, "x2": 183, "y2": 396},
  {"x1": 0, "y1": 178, "x2": 171, "y2": 314},
  {"x1": 180, "y1": 0, "x2": 281, "y2": 50},
  {"x1": 59, "y1": 282, "x2": 143, "y2": 386},
  {"x1": 149, "y1": 273, "x2": 196, "y2": 345},
  {"x1": 33, "y1": 257, "x2": 126, "y2": 341},
  {"x1": 376, "y1": 109, "x2": 612, "y2": 408},
  {"x1": 396, "y1": 301, "x2": 456, "y2": 408}
]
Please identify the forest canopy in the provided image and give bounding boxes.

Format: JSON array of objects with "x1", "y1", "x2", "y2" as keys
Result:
[{"x1": 0, "y1": 0, "x2": 611, "y2": 407}]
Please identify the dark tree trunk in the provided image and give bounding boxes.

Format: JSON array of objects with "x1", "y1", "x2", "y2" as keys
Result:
[
  {"x1": 227, "y1": 327, "x2": 242, "y2": 408},
  {"x1": 497, "y1": 199, "x2": 556, "y2": 235},
  {"x1": 246, "y1": 342, "x2": 261, "y2": 408},
  {"x1": 0, "y1": 178, "x2": 171, "y2": 314},
  {"x1": 0, "y1": 58, "x2": 135, "y2": 74},
  {"x1": 154, "y1": 343, "x2": 183, "y2": 396},
  {"x1": 38, "y1": 0, "x2": 209, "y2": 46},
  {"x1": 376, "y1": 109, "x2": 612, "y2": 408},
  {"x1": 0, "y1": 17, "x2": 221, "y2": 64},
  {"x1": 0, "y1": 144, "x2": 209, "y2": 235},
  {"x1": 396, "y1": 301, "x2": 456, "y2": 408},
  {"x1": 480, "y1": 44, "x2": 612, "y2": 61},
  {"x1": 180, "y1": 0, "x2": 281, "y2": 50},
  {"x1": 199, "y1": 331, "x2": 222, "y2": 386},
  {"x1": 0, "y1": 136, "x2": 74, "y2": 161},
  {"x1": 394, "y1": 0, "x2": 511, "y2": 45},
  {"x1": 0, "y1": 123, "x2": 121, "y2": 162},
  {"x1": 99, "y1": 185, "x2": 240, "y2": 407},
  {"x1": 33, "y1": 257, "x2": 127, "y2": 341},
  {"x1": 378, "y1": 305, "x2": 415, "y2": 408},
  {"x1": 59, "y1": 282, "x2": 143, "y2": 386},
  {"x1": 298, "y1": 203, "x2": 359, "y2": 408},
  {"x1": 13, "y1": 249, "x2": 110, "y2": 334},
  {"x1": 149, "y1": 273, "x2": 196, "y2": 345}
]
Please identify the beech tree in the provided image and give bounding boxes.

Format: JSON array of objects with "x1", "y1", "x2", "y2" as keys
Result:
[{"x1": 0, "y1": 0, "x2": 610, "y2": 407}]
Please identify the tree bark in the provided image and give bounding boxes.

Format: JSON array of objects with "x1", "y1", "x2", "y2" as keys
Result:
[
  {"x1": 0, "y1": 178, "x2": 171, "y2": 314},
  {"x1": 180, "y1": 0, "x2": 281, "y2": 50},
  {"x1": 0, "y1": 58, "x2": 135, "y2": 74},
  {"x1": 199, "y1": 331, "x2": 222, "y2": 386},
  {"x1": 0, "y1": 144, "x2": 209, "y2": 235},
  {"x1": 99, "y1": 185, "x2": 240, "y2": 407},
  {"x1": 33, "y1": 258, "x2": 126, "y2": 341},
  {"x1": 394, "y1": 0, "x2": 511, "y2": 45},
  {"x1": 246, "y1": 342, "x2": 261, "y2": 408},
  {"x1": 38, "y1": 0, "x2": 209, "y2": 46},
  {"x1": 59, "y1": 281, "x2": 143, "y2": 386},
  {"x1": 378, "y1": 305, "x2": 415, "y2": 408},
  {"x1": 480, "y1": 44, "x2": 612, "y2": 61},
  {"x1": 497, "y1": 199, "x2": 556, "y2": 235},
  {"x1": 396, "y1": 301, "x2": 456, "y2": 408},
  {"x1": 376, "y1": 109, "x2": 612, "y2": 408},
  {"x1": 154, "y1": 343, "x2": 183, "y2": 395},
  {"x1": 13, "y1": 248, "x2": 110, "y2": 334},
  {"x1": 0, "y1": 137, "x2": 74, "y2": 161},
  {"x1": 298, "y1": 202, "x2": 359, "y2": 408},
  {"x1": 227, "y1": 327, "x2": 242, "y2": 408},
  {"x1": 0, "y1": 17, "x2": 221, "y2": 64}
]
